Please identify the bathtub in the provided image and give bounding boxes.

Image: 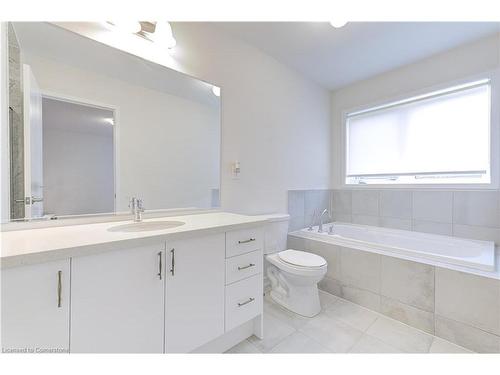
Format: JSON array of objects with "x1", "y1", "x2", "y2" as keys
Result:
[{"x1": 291, "y1": 222, "x2": 495, "y2": 272}]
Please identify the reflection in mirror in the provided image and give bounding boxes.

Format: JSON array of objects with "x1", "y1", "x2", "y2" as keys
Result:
[{"x1": 5, "y1": 22, "x2": 221, "y2": 222}]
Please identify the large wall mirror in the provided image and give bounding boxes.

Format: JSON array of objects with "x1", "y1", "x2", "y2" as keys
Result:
[{"x1": 5, "y1": 22, "x2": 221, "y2": 222}]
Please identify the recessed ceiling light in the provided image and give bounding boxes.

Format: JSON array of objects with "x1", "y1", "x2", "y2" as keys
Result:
[
  {"x1": 212, "y1": 86, "x2": 221, "y2": 97},
  {"x1": 329, "y1": 21, "x2": 348, "y2": 28}
]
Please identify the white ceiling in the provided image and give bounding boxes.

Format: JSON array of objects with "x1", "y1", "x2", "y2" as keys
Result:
[{"x1": 214, "y1": 22, "x2": 500, "y2": 90}]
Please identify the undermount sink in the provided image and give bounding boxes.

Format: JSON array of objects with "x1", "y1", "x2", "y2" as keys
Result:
[{"x1": 108, "y1": 220, "x2": 185, "y2": 233}]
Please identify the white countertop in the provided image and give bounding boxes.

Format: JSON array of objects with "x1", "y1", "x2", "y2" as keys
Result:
[{"x1": 1, "y1": 212, "x2": 279, "y2": 268}]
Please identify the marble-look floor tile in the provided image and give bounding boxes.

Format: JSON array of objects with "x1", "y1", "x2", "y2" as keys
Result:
[
  {"x1": 248, "y1": 312, "x2": 296, "y2": 352},
  {"x1": 269, "y1": 331, "x2": 329, "y2": 353},
  {"x1": 264, "y1": 295, "x2": 312, "y2": 330},
  {"x1": 326, "y1": 298, "x2": 378, "y2": 332},
  {"x1": 366, "y1": 316, "x2": 434, "y2": 353},
  {"x1": 428, "y1": 337, "x2": 472, "y2": 353},
  {"x1": 225, "y1": 339, "x2": 262, "y2": 353},
  {"x1": 348, "y1": 334, "x2": 403, "y2": 353},
  {"x1": 299, "y1": 312, "x2": 364, "y2": 352},
  {"x1": 319, "y1": 289, "x2": 340, "y2": 309}
]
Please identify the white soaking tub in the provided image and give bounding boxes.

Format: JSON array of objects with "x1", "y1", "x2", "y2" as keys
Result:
[{"x1": 293, "y1": 222, "x2": 495, "y2": 272}]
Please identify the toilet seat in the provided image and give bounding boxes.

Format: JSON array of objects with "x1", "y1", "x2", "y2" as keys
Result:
[
  {"x1": 278, "y1": 249, "x2": 326, "y2": 268},
  {"x1": 266, "y1": 251, "x2": 327, "y2": 277}
]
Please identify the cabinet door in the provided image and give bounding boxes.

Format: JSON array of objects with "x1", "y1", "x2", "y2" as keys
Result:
[
  {"x1": 71, "y1": 244, "x2": 165, "y2": 353},
  {"x1": 1, "y1": 259, "x2": 70, "y2": 353},
  {"x1": 166, "y1": 233, "x2": 225, "y2": 353}
]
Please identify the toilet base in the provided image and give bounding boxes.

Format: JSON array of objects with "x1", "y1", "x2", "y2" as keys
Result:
[{"x1": 269, "y1": 285, "x2": 321, "y2": 318}]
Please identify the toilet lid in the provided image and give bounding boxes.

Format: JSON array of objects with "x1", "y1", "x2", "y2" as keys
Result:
[{"x1": 278, "y1": 249, "x2": 326, "y2": 268}]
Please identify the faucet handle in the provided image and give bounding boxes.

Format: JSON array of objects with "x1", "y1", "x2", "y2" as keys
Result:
[
  {"x1": 128, "y1": 197, "x2": 136, "y2": 209},
  {"x1": 308, "y1": 210, "x2": 316, "y2": 231},
  {"x1": 137, "y1": 198, "x2": 145, "y2": 211}
]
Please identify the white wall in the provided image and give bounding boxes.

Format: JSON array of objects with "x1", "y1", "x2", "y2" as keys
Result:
[
  {"x1": 43, "y1": 122, "x2": 114, "y2": 216},
  {"x1": 54, "y1": 23, "x2": 332, "y2": 215},
  {"x1": 23, "y1": 53, "x2": 220, "y2": 212},
  {"x1": 331, "y1": 33, "x2": 500, "y2": 188}
]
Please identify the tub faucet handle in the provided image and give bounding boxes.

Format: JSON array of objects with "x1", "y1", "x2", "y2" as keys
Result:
[
  {"x1": 328, "y1": 225, "x2": 334, "y2": 235},
  {"x1": 308, "y1": 210, "x2": 316, "y2": 231}
]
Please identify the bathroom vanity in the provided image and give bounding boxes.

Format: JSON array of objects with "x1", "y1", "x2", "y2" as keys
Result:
[{"x1": 1, "y1": 212, "x2": 273, "y2": 353}]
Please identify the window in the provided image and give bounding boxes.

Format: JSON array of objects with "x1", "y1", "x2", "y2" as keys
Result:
[{"x1": 345, "y1": 80, "x2": 491, "y2": 185}]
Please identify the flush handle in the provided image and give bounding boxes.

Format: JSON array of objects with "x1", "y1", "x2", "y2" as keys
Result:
[
  {"x1": 237, "y1": 297, "x2": 255, "y2": 307},
  {"x1": 238, "y1": 263, "x2": 255, "y2": 271},
  {"x1": 238, "y1": 238, "x2": 255, "y2": 244}
]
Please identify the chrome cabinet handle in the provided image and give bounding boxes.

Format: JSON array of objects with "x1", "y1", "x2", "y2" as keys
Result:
[
  {"x1": 170, "y1": 248, "x2": 175, "y2": 276},
  {"x1": 238, "y1": 263, "x2": 255, "y2": 271},
  {"x1": 57, "y1": 270, "x2": 62, "y2": 308},
  {"x1": 157, "y1": 252, "x2": 163, "y2": 280},
  {"x1": 238, "y1": 238, "x2": 256, "y2": 244},
  {"x1": 237, "y1": 297, "x2": 255, "y2": 307}
]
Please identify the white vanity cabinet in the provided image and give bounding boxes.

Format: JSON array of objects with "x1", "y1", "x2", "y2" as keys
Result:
[
  {"x1": 224, "y1": 227, "x2": 264, "y2": 333},
  {"x1": 1, "y1": 215, "x2": 269, "y2": 353},
  {"x1": 1, "y1": 259, "x2": 71, "y2": 353},
  {"x1": 165, "y1": 233, "x2": 225, "y2": 353},
  {"x1": 70, "y1": 243, "x2": 165, "y2": 353}
]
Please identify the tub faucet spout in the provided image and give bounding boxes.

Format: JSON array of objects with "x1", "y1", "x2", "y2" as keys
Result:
[{"x1": 318, "y1": 208, "x2": 330, "y2": 233}]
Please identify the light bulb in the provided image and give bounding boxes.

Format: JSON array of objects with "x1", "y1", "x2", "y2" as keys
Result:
[
  {"x1": 111, "y1": 21, "x2": 142, "y2": 34},
  {"x1": 153, "y1": 22, "x2": 177, "y2": 49},
  {"x1": 212, "y1": 86, "x2": 221, "y2": 97},
  {"x1": 329, "y1": 20, "x2": 348, "y2": 28}
]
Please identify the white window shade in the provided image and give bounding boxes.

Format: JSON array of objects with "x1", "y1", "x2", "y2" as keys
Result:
[{"x1": 346, "y1": 82, "x2": 491, "y2": 184}]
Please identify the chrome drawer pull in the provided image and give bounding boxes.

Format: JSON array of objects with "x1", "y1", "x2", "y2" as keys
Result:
[
  {"x1": 237, "y1": 297, "x2": 255, "y2": 307},
  {"x1": 238, "y1": 263, "x2": 255, "y2": 271},
  {"x1": 170, "y1": 248, "x2": 175, "y2": 276},
  {"x1": 238, "y1": 238, "x2": 256, "y2": 244},
  {"x1": 57, "y1": 270, "x2": 62, "y2": 308},
  {"x1": 157, "y1": 251, "x2": 163, "y2": 280}
]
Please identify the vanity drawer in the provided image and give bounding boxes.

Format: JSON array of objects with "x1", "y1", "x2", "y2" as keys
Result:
[
  {"x1": 225, "y1": 274, "x2": 262, "y2": 332},
  {"x1": 225, "y1": 250, "x2": 262, "y2": 285},
  {"x1": 226, "y1": 227, "x2": 263, "y2": 258}
]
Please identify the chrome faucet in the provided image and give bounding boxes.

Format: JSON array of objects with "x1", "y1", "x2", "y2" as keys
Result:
[
  {"x1": 318, "y1": 208, "x2": 330, "y2": 233},
  {"x1": 308, "y1": 210, "x2": 317, "y2": 231},
  {"x1": 129, "y1": 197, "x2": 145, "y2": 222}
]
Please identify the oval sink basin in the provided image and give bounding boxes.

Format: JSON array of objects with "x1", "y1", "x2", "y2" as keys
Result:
[{"x1": 108, "y1": 221, "x2": 185, "y2": 233}]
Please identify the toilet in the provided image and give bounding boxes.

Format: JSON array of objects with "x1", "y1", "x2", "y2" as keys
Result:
[{"x1": 266, "y1": 249, "x2": 327, "y2": 317}]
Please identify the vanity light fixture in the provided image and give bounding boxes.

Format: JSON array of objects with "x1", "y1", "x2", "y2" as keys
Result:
[
  {"x1": 329, "y1": 20, "x2": 348, "y2": 28},
  {"x1": 104, "y1": 21, "x2": 177, "y2": 49},
  {"x1": 212, "y1": 86, "x2": 221, "y2": 97},
  {"x1": 151, "y1": 22, "x2": 177, "y2": 49},
  {"x1": 107, "y1": 21, "x2": 142, "y2": 34}
]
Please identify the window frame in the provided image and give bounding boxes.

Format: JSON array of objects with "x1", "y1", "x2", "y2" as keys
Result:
[{"x1": 340, "y1": 71, "x2": 499, "y2": 190}]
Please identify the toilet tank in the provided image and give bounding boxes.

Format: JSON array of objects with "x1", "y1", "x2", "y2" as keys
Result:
[{"x1": 263, "y1": 214, "x2": 290, "y2": 255}]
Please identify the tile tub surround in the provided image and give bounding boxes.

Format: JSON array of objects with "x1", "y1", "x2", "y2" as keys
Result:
[
  {"x1": 288, "y1": 189, "x2": 500, "y2": 245},
  {"x1": 287, "y1": 235, "x2": 500, "y2": 353},
  {"x1": 333, "y1": 189, "x2": 500, "y2": 245},
  {"x1": 226, "y1": 291, "x2": 472, "y2": 353},
  {"x1": 288, "y1": 190, "x2": 332, "y2": 231}
]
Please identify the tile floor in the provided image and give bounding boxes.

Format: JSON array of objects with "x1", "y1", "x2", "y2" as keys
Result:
[{"x1": 226, "y1": 290, "x2": 473, "y2": 354}]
